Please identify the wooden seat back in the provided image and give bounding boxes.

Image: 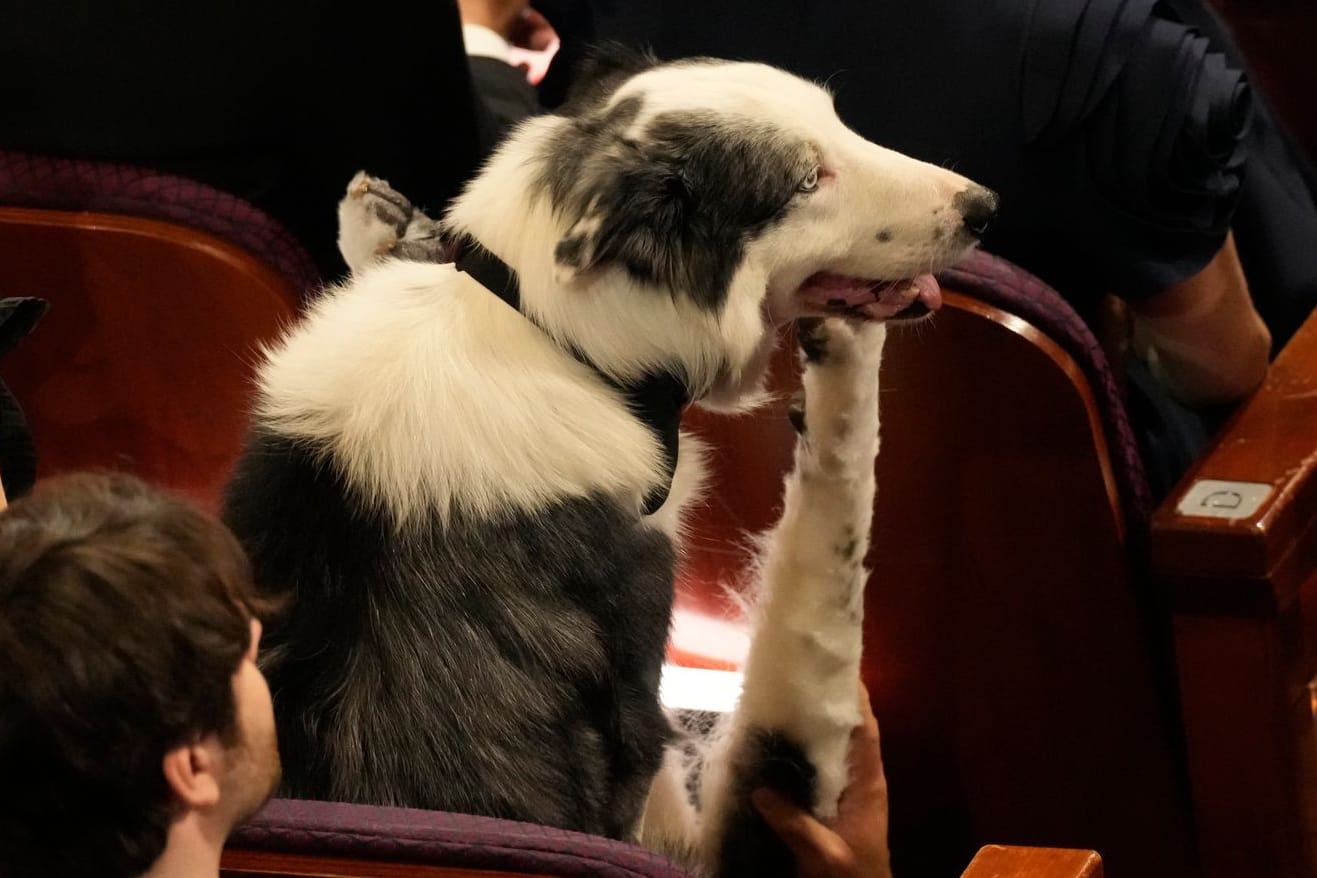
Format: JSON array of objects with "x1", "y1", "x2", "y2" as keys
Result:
[
  {"x1": 0, "y1": 206, "x2": 299, "y2": 512},
  {"x1": 679, "y1": 293, "x2": 1195, "y2": 876}
]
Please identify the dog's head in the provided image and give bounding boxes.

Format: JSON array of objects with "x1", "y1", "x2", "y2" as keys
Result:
[{"x1": 447, "y1": 46, "x2": 996, "y2": 408}]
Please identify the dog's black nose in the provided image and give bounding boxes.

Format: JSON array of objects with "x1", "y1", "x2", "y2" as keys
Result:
[{"x1": 955, "y1": 185, "x2": 999, "y2": 239}]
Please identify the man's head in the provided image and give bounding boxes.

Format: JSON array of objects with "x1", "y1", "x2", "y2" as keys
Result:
[{"x1": 0, "y1": 473, "x2": 279, "y2": 878}]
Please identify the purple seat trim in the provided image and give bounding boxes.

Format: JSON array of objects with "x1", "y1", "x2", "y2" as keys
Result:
[
  {"x1": 230, "y1": 798, "x2": 694, "y2": 878},
  {"x1": 939, "y1": 250, "x2": 1153, "y2": 525},
  {"x1": 0, "y1": 150, "x2": 321, "y2": 295}
]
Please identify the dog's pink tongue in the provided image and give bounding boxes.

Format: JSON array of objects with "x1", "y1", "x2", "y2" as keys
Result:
[
  {"x1": 908, "y1": 273, "x2": 943, "y2": 311},
  {"x1": 800, "y1": 273, "x2": 868, "y2": 304},
  {"x1": 799, "y1": 272, "x2": 942, "y2": 320},
  {"x1": 860, "y1": 273, "x2": 943, "y2": 320}
]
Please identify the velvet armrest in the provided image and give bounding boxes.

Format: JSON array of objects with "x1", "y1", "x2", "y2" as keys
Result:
[
  {"x1": 221, "y1": 799, "x2": 691, "y2": 878},
  {"x1": 222, "y1": 801, "x2": 1105, "y2": 878}
]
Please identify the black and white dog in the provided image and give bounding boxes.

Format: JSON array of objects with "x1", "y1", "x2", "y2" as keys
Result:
[{"x1": 224, "y1": 48, "x2": 994, "y2": 876}]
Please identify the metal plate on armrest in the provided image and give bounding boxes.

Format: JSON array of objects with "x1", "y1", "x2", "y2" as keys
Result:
[{"x1": 1176, "y1": 479, "x2": 1274, "y2": 521}]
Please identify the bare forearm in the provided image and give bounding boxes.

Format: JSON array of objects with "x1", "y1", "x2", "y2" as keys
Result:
[{"x1": 1130, "y1": 233, "x2": 1271, "y2": 406}]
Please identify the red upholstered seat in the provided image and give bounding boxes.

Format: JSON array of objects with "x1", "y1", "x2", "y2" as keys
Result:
[{"x1": 0, "y1": 205, "x2": 300, "y2": 513}]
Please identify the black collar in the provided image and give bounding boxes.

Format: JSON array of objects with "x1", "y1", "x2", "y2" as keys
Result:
[{"x1": 454, "y1": 242, "x2": 687, "y2": 516}]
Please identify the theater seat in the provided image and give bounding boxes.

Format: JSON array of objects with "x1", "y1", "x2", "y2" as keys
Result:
[
  {"x1": 676, "y1": 250, "x2": 1182, "y2": 877},
  {"x1": 1152, "y1": 298, "x2": 1317, "y2": 878},
  {"x1": 0, "y1": 151, "x2": 320, "y2": 294},
  {"x1": 0, "y1": 204, "x2": 302, "y2": 512},
  {"x1": 220, "y1": 798, "x2": 1102, "y2": 878},
  {"x1": 673, "y1": 249, "x2": 1317, "y2": 878},
  {"x1": 4, "y1": 166, "x2": 1308, "y2": 876},
  {"x1": 223, "y1": 799, "x2": 686, "y2": 878}
]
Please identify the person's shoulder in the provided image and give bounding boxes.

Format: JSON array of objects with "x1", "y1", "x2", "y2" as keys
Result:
[
  {"x1": 469, "y1": 55, "x2": 536, "y2": 94},
  {"x1": 1017, "y1": 1, "x2": 1251, "y2": 295}
]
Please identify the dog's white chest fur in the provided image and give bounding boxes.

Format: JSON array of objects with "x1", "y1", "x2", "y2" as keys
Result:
[{"x1": 255, "y1": 259, "x2": 671, "y2": 526}]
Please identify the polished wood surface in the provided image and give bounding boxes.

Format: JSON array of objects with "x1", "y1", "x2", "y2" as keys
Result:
[
  {"x1": 222, "y1": 850, "x2": 547, "y2": 878},
  {"x1": 679, "y1": 293, "x2": 1192, "y2": 877},
  {"x1": 0, "y1": 206, "x2": 300, "y2": 512},
  {"x1": 1152, "y1": 305, "x2": 1317, "y2": 607},
  {"x1": 961, "y1": 846, "x2": 1104, "y2": 878},
  {"x1": 224, "y1": 845, "x2": 1101, "y2": 878},
  {"x1": 1171, "y1": 610, "x2": 1317, "y2": 878},
  {"x1": 1150, "y1": 30, "x2": 1317, "y2": 875},
  {"x1": 1152, "y1": 305, "x2": 1317, "y2": 878}
]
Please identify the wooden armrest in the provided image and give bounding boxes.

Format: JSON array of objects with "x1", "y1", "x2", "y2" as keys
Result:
[
  {"x1": 226, "y1": 845, "x2": 1105, "y2": 878},
  {"x1": 1150, "y1": 308, "x2": 1317, "y2": 878},
  {"x1": 961, "y1": 846, "x2": 1104, "y2": 878},
  {"x1": 239, "y1": 842, "x2": 1110, "y2": 878},
  {"x1": 1151, "y1": 305, "x2": 1317, "y2": 613},
  {"x1": 222, "y1": 849, "x2": 544, "y2": 877}
]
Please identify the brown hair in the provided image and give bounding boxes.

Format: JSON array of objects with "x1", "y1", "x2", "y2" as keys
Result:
[{"x1": 0, "y1": 473, "x2": 272, "y2": 878}]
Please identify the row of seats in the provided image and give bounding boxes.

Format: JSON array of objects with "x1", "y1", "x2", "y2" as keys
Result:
[{"x1": 1, "y1": 151, "x2": 1314, "y2": 877}]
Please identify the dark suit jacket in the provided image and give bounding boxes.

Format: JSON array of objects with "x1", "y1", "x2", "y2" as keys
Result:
[
  {"x1": 547, "y1": 0, "x2": 1317, "y2": 347},
  {"x1": 470, "y1": 56, "x2": 542, "y2": 147},
  {"x1": 1, "y1": 1, "x2": 486, "y2": 277}
]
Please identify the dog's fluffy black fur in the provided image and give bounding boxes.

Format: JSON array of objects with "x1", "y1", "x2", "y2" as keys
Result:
[{"x1": 225, "y1": 432, "x2": 675, "y2": 835}]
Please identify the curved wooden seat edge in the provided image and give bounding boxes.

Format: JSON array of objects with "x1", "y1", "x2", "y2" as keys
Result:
[{"x1": 0, "y1": 205, "x2": 300, "y2": 513}]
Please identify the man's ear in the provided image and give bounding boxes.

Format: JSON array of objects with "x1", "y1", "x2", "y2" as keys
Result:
[{"x1": 162, "y1": 740, "x2": 222, "y2": 809}]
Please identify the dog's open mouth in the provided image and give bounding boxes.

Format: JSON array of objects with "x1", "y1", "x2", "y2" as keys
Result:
[{"x1": 797, "y1": 272, "x2": 943, "y2": 321}]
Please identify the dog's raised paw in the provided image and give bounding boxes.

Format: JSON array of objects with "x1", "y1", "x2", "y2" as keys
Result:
[{"x1": 337, "y1": 172, "x2": 424, "y2": 276}]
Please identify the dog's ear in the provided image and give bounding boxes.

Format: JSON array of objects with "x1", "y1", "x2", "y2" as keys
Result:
[
  {"x1": 551, "y1": 111, "x2": 807, "y2": 312},
  {"x1": 552, "y1": 156, "x2": 739, "y2": 311}
]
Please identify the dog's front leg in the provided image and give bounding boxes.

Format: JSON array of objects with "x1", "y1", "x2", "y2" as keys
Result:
[
  {"x1": 336, "y1": 172, "x2": 448, "y2": 275},
  {"x1": 698, "y1": 317, "x2": 888, "y2": 878}
]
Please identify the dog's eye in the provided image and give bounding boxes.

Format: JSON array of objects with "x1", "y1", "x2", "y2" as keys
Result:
[{"x1": 798, "y1": 167, "x2": 820, "y2": 193}]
